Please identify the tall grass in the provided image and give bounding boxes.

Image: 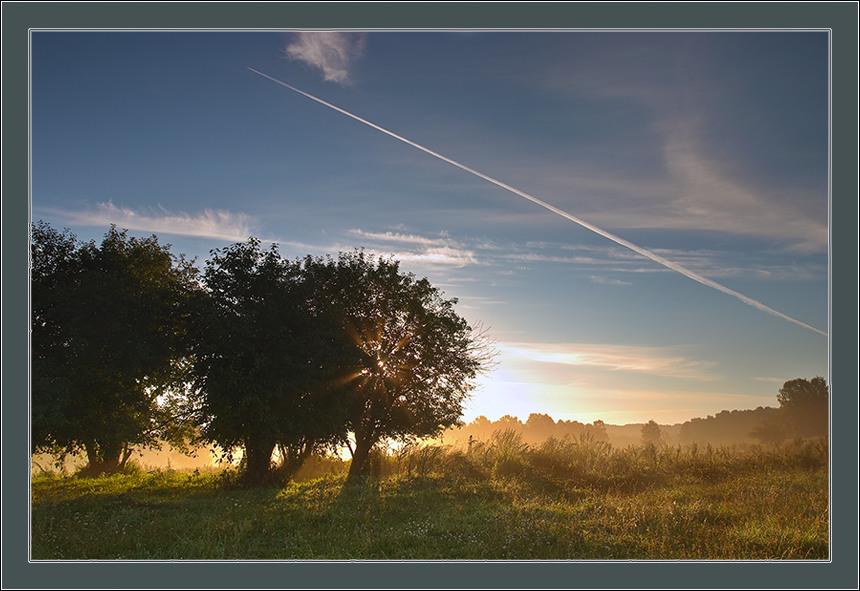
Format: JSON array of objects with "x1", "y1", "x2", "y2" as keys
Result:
[
  {"x1": 31, "y1": 435, "x2": 828, "y2": 560},
  {"x1": 393, "y1": 431, "x2": 827, "y2": 491}
]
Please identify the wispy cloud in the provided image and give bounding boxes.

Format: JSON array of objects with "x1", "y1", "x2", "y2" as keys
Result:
[
  {"x1": 501, "y1": 252, "x2": 610, "y2": 266},
  {"x1": 751, "y1": 376, "x2": 788, "y2": 384},
  {"x1": 481, "y1": 42, "x2": 828, "y2": 254},
  {"x1": 661, "y1": 120, "x2": 828, "y2": 253},
  {"x1": 464, "y1": 133, "x2": 827, "y2": 254},
  {"x1": 42, "y1": 202, "x2": 256, "y2": 242},
  {"x1": 499, "y1": 341, "x2": 720, "y2": 381},
  {"x1": 457, "y1": 295, "x2": 509, "y2": 306},
  {"x1": 349, "y1": 229, "x2": 452, "y2": 247},
  {"x1": 389, "y1": 248, "x2": 476, "y2": 268},
  {"x1": 500, "y1": 243, "x2": 825, "y2": 282},
  {"x1": 346, "y1": 228, "x2": 825, "y2": 283},
  {"x1": 285, "y1": 32, "x2": 366, "y2": 85},
  {"x1": 589, "y1": 275, "x2": 632, "y2": 286},
  {"x1": 348, "y1": 228, "x2": 477, "y2": 267}
]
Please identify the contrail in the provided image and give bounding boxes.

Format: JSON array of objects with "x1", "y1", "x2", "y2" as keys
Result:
[{"x1": 248, "y1": 67, "x2": 827, "y2": 337}]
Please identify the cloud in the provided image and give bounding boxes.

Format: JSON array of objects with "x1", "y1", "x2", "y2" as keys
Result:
[
  {"x1": 390, "y1": 248, "x2": 476, "y2": 267},
  {"x1": 348, "y1": 228, "x2": 478, "y2": 267},
  {"x1": 498, "y1": 341, "x2": 720, "y2": 381},
  {"x1": 589, "y1": 275, "x2": 632, "y2": 286},
  {"x1": 751, "y1": 376, "x2": 787, "y2": 384},
  {"x1": 499, "y1": 243, "x2": 825, "y2": 282},
  {"x1": 501, "y1": 252, "x2": 610, "y2": 266},
  {"x1": 475, "y1": 137, "x2": 827, "y2": 255},
  {"x1": 43, "y1": 202, "x2": 256, "y2": 242},
  {"x1": 285, "y1": 32, "x2": 366, "y2": 84},
  {"x1": 660, "y1": 120, "x2": 828, "y2": 253},
  {"x1": 479, "y1": 44, "x2": 828, "y2": 254},
  {"x1": 346, "y1": 228, "x2": 825, "y2": 284},
  {"x1": 348, "y1": 229, "x2": 450, "y2": 247}
]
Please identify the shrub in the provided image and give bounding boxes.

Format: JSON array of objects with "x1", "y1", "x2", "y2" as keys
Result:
[
  {"x1": 492, "y1": 456, "x2": 526, "y2": 479},
  {"x1": 441, "y1": 449, "x2": 486, "y2": 481},
  {"x1": 484, "y1": 430, "x2": 529, "y2": 480},
  {"x1": 398, "y1": 444, "x2": 447, "y2": 477}
]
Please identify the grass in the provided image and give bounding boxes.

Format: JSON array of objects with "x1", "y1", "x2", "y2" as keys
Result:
[{"x1": 30, "y1": 436, "x2": 829, "y2": 560}]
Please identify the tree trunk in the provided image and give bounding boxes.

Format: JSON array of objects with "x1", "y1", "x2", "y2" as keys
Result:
[
  {"x1": 118, "y1": 444, "x2": 134, "y2": 471},
  {"x1": 83, "y1": 441, "x2": 122, "y2": 476},
  {"x1": 279, "y1": 442, "x2": 314, "y2": 479},
  {"x1": 346, "y1": 433, "x2": 375, "y2": 484},
  {"x1": 243, "y1": 435, "x2": 276, "y2": 485},
  {"x1": 85, "y1": 442, "x2": 100, "y2": 472}
]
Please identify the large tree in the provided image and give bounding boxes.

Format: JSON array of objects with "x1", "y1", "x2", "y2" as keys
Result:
[
  {"x1": 302, "y1": 250, "x2": 494, "y2": 483},
  {"x1": 31, "y1": 222, "x2": 198, "y2": 475},
  {"x1": 191, "y1": 239, "x2": 350, "y2": 485},
  {"x1": 777, "y1": 376, "x2": 829, "y2": 438}
]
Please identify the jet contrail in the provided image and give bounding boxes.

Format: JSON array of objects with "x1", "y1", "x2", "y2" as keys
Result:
[{"x1": 248, "y1": 67, "x2": 827, "y2": 337}]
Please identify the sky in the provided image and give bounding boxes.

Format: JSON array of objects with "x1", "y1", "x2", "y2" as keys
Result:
[{"x1": 30, "y1": 30, "x2": 830, "y2": 426}]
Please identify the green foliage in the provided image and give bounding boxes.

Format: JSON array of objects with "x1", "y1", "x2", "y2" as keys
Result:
[
  {"x1": 191, "y1": 238, "x2": 350, "y2": 485},
  {"x1": 396, "y1": 443, "x2": 448, "y2": 477},
  {"x1": 483, "y1": 429, "x2": 529, "y2": 480},
  {"x1": 778, "y1": 376, "x2": 829, "y2": 410},
  {"x1": 301, "y1": 250, "x2": 494, "y2": 482},
  {"x1": 641, "y1": 419, "x2": 662, "y2": 444},
  {"x1": 388, "y1": 443, "x2": 486, "y2": 482},
  {"x1": 748, "y1": 377, "x2": 829, "y2": 444},
  {"x1": 31, "y1": 222, "x2": 199, "y2": 475},
  {"x1": 777, "y1": 377, "x2": 829, "y2": 438},
  {"x1": 190, "y1": 244, "x2": 494, "y2": 485}
]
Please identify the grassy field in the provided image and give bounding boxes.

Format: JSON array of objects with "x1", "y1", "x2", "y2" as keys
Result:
[{"x1": 30, "y1": 436, "x2": 828, "y2": 560}]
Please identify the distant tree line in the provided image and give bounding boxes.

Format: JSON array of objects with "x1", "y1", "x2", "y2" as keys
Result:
[
  {"x1": 444, "y1": 377, "x2": 828, "y2": 449},
  {"x1": 678, "y1": 378, "x2": 828, "y2": 445},
  {"x1": 31, "y1": 222, "x2": 494, "y2": 484},
  {"x1": 444, "y1": 413, "x2": 610, "y2": 448}
]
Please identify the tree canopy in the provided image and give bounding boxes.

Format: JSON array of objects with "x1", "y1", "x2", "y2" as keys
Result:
[
  {"x1": 32, "y1": 226, "x2": 494, "y2": 484},
  {"x1": 747, "y1": 377, "x2": 829, "y2": 443},
  {"x1": 190, "y1": 239, "x2": 351, "y2": 484},
  {"x1": 777, "y1": 376, "x2": 828, "y2": 438},
  {"x1": 641, "y1": 420, "x2": 662, "y2": 445},
  {"x1": 302, "y1": 250, "x2": 494, "y2": 482},
  {"x1": 31, "y1": 222, "x2": 199, "y2": 474}
]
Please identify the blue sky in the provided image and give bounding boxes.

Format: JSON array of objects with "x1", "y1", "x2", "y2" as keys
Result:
[{"x1": 30, "y1": 30, "x2": 829, "y2": 425}]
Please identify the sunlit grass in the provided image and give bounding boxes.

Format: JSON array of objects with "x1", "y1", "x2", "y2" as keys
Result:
[{"x1": 31, "y1": 438, "x2": 828, "y2": 560}]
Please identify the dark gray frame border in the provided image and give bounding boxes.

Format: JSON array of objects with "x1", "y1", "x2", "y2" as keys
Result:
[{"x1": 4, "y1": 2, "x2": 857, "y2": 589}]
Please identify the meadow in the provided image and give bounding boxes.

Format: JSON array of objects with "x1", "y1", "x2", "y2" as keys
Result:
[{"x1": 30, "y1": 434, "x2": 829, "y2": 560}]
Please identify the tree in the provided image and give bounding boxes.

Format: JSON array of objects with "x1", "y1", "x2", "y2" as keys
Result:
[
  {"x1": 497, "y1": 415, "x2": 523, "y2": 429},
  {"x1": 588, "y1": 419, "x2": 609, "y2": 442},
  {"x1": 31, "y1": 222, "x2": 198, "y2": 475},
  {"x1": 191, "y1": 239, "x2": 350, "y2": 485},
  {"x1": 302, "y1": 250, "x2": 494, "y2": 483},
  {"x1": 524, "y1": 413, "x2": 556, "y2": 444},
  {"x1": 777, "y1": 377, "x2": 829, "y2": 438},
  {"x1": 641, "y1": 419, "x2": 662, "y2": 445}
]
